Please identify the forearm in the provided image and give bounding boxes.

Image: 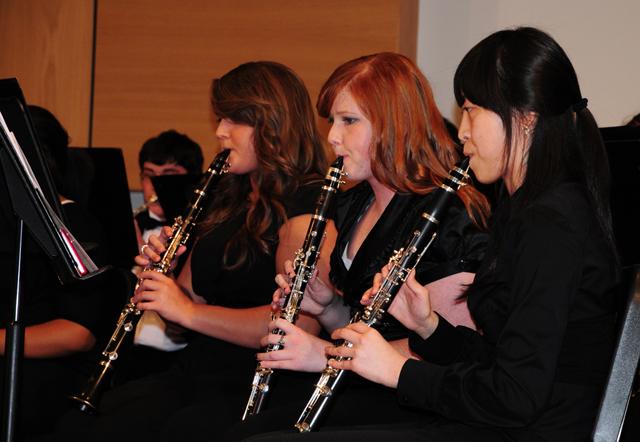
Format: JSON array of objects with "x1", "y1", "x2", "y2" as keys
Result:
[
  {"x1": 317, "y1": 295, "x2": 351, "y2": 332},
  {"x1": 183, "y1": 304, "x2": 321, "y2": 349},
  {"x1": 0, "y1": 320, "x2": 95, "y2": 358}
]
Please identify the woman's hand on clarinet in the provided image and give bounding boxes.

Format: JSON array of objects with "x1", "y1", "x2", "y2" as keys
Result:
[
  {"x1": 256, "y1": 318, "x2": 329, "y2": 372},
  {"x1": 326, "y1": 322, "x2": 408, "y2": 388},
  {"x1": 362, "y1": 267, "x2": 439, "y2": 339},
  {"x1": 273, "y1": 259, "x2": 336, "y2": 317},
  {"x1": 134, "y1": 226, "x2": 187, "y2": 269},
  {"x1": 132, "y1": 271, "x2": 194, "y2": 328}
]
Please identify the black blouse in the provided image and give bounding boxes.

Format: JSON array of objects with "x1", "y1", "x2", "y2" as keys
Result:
[
  {"x1": 329, "y1": 181, "x2": 488, "y2": 340},
  {"x1": 190, "y1": 182, "x2": 321, "y2": 308},
  {"x1": 398, "y1": 182, "x2": 619, "y2": 440},
  {"x1": 177, "y1": 183, "x2": 322, "y2": 373}
]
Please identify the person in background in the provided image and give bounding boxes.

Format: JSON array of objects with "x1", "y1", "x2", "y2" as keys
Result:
[
  {"x1": 134, "y1": 130, "x2": 204, "y2": 247},
  {"x1": 126, "y1": 130, "x2": 204, "y2": 376},
  {"x1": 0, "y1": 105, "x2": 119, "y2": 439}
]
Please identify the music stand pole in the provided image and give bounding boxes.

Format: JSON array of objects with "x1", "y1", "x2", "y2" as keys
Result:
[{"x1": 2, "y1": 219, "x2": 26, "y2": 442}]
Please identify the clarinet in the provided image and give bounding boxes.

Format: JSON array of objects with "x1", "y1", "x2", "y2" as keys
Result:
[
  {"x1": 242, "y1": 157, "x2": 345, "y2": 420},
  {"x1": 294, "y1": 157, "x2": 470, "y2": 432},
  {"x1": 69, "y1": 149, "x2": 230, "y2": 413}
]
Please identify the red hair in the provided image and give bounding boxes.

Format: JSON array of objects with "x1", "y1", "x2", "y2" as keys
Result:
[{"x1": 317, "y1": 52, "x2": 488, "y2": 226}]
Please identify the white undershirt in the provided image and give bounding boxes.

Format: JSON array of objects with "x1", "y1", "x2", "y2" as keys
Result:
[{"x1": 341, "y1": 242, "x2": 353, "y2": 270}]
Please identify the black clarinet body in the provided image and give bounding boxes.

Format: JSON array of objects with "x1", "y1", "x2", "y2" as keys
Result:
[
  {"x1": 242, "y1": 157, "x2": 345, "y2": 419},
  {"x1": 69, "y1": 149, "x2": 230, "y2": 413},
  {"x1": 295, "y1": 157, "x2": 470, "y2": 432}
]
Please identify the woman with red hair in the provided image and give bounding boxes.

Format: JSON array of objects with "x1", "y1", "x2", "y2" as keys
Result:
[{"x1": 225, "y1": 52, "x2": 490, "y2": 440}]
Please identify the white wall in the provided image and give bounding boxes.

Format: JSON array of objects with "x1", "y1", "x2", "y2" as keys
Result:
[{"x1": 418, "y1": 0, "x2": 640, "y2": 127}]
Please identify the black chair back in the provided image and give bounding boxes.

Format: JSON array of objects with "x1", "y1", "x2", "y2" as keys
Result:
[{"x1": 593, "y1": 266, "x2": 640, "y2": 441}]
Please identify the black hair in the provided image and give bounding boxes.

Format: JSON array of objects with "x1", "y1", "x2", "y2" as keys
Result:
[
  {"x1": 138, "y1": 130, "x2": 204, "y2": 174},
  {"x1": 28, "y1": 105, "x2": 70, "y2": 192},
  {"x1": 454, "y1": 27, "x2": 615, "y2": 254}
]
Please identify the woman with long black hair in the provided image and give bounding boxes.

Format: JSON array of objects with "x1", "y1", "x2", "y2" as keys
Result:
[{"x1": 246, "y1": 27, "x2": 620, "y2": 442}]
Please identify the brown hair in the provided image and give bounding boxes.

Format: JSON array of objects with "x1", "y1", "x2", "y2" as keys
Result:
[
  {"x1": 201, "y1": 61, "x2": 327, "y2": 268},
  {"x1": 317, "y1": 52, "x2": 488, "y2": 226}
]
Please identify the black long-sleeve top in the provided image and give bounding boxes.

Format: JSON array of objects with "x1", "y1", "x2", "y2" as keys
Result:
[
  {"x1": 329, "y1": 181, "x2": 488, "y2": 341},
  {"x1": 397, "y1": 182, "x2": 619, "y2": 441}
]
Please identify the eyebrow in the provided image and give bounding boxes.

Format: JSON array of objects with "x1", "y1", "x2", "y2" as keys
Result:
[{"x1": 143, "y1": 165, "x2": 184, "y2": 174}]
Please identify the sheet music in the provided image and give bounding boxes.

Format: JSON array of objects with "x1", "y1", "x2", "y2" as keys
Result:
[
  {"x1": 0, "y1": 110, "x2": 41, "y2": 191},
  {"x1": 0, "y1": 110, "x2": 98, "y2": 276}
]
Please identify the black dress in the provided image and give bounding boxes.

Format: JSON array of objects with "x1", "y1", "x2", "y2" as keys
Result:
[
  {"x1": 224, "y1": 181, "x2": 488, "y2": 440},
  {"x1": 52, "y1": 183, "x2": 321, "y2": 442},
  {"x1": 244, "y1": 182, "x2": 619, "y2": 442}
]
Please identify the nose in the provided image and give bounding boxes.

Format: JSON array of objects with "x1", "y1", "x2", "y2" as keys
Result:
[
  {"x1": 327, "y1": 122, "x2": 341, "y2": 151},
  {"x1": 458, "y1": 113, "x2": 470, "y2": 145},
  {"x1": 216, "y1": 119, "x2": 230, "y2": 140}
]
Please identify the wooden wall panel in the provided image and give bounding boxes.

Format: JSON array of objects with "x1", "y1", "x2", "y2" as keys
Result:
[
  {"x1": 92, "y1": 0, "x2": 418, "y2": 190},
  {"x1": 0, "y1": 0, "x2": 94, "y2": 146}
]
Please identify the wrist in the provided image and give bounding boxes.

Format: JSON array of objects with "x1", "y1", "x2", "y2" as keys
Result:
[
  {"x1": 180, "y1": 299, "x2": 198, "y2": 330},
  {"x1": 317, "y1": 296, "x2": 349, "y2": 331},
  {"x1": 414, "y1": 311, "x2": 439, "y2": 340},
  {"x1": 388, "y1": 355, "x2": 410, "y2": 389},
  {"x1": 312, "y1": 336, "x2": 330, "y2": 371}
]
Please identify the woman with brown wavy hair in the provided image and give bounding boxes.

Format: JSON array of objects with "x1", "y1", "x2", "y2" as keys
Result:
[
  {"x1": 53, "y1": 61, "x2": 333, "y2": 441},
  {"x1": 225, "y1": 52, "x2": 489, "y2": 439}
]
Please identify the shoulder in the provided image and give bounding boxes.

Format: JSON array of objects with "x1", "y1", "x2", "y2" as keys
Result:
[
  {"x1": 427, "y1": 192, "x2": 487, "y2": 243},
  {"x1": 404, "y1": 190, "x2": 488, "y2": 282},
  {"x1": 500, "y1": 183, "x2": 598, "y2": 264},
  {"x1": 284, "y1": 180, "x2": 323, "y2": 218},
  {"x1": 514, "y1": 183, "x2": 591, "y2": 242}
]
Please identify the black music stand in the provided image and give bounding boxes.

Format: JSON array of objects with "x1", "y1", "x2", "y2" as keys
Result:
[
  {"x1": 69, "y1": 147, "x2": 140, "y2": 269},
  {"x1": 0, "y1": 79, "x2": 105, "y2": 442}
]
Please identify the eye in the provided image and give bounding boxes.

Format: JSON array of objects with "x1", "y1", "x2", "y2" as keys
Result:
[
  {"x1": 328, "y1": 116, "x2": 334, "y2": 124},
  {"x1": 343, "y1": 117, "x2": 358, "y2": 125}
]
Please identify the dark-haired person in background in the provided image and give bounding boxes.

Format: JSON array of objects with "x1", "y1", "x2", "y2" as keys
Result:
[
  {"x1": 134, "y1": 130, "x2": 204, "y2": 247},
  {"x1": 127, "y1": 130, "x2": 205, "y2": 374},
  {"x1": 0, "y1": 105, "x2": 118, "y2": 439},
  {"x1": 245, "y1": 27, "x2": 620, "y2": 442}
]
